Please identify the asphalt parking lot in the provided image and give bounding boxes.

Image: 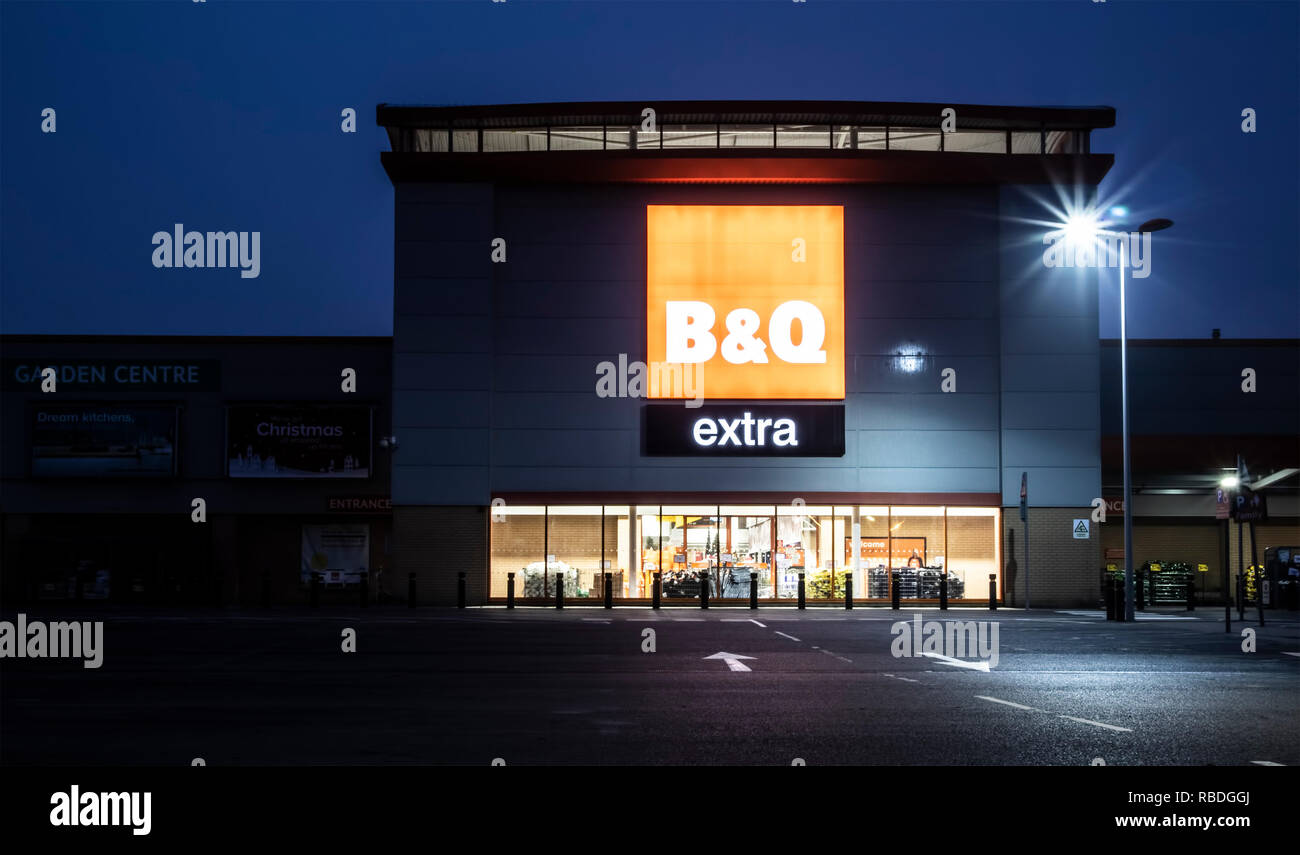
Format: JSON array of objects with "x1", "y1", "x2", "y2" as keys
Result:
[{"x1": 2, "y1": 606, "x2": 1298, "y2": 765}]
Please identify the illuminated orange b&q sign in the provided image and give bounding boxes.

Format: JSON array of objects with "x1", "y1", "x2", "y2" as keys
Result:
[{"x1": 646, "y1": 205, "x2": 845, "y2": 400}]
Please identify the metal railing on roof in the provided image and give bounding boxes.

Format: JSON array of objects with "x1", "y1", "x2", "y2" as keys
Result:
[{"x1": 393, "y1": 122, "x2": 1090, "y2": 155}]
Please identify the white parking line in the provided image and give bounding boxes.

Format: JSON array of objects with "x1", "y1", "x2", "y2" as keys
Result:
[
  {"x1": 1250, "y1": 760, "x2": 1285, "y2": 766},
  {"x1": 975, "y1": 695, "x2": 1041, "y2": 712},
  {"x1": 896, "y1": 676, "x2": 919, "y2": 683},
  {"x1": 775, "y1": 631, "x2": 801, "y2": 642},
  {"x1": 1058, "y1": 715, "x2": 1132, "y2": 733},
  {"x1": 1282, "y1": 652, "x2": 1300, "y2": 658},
  {"x1": 749, "y1": 619, "x2": 767, "y2": 628}
]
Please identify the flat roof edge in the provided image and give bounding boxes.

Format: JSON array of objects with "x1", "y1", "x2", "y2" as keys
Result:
[{"x1": 377, "y1": 100, "x2": 1116, "y2": 129}]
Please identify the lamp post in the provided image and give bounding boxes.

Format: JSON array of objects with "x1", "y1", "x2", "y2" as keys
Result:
[
  {"x1": 1060, "y1": 211, "x2": 1173, "y2": 622},
  {"x1": 1112, "y1": 218, "x2": 1173, "y2": 621}
]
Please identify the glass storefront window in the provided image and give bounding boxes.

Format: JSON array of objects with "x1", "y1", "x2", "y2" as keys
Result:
[
  {"x1": 717, "y1": 505, "x2": 776, "y2": 598},
  {"x1": 889, "y1": 506, "x2": 945, "y2": 599},
  {"x1": 545, "y1": 506, "x2": 603, "y2": 601},
  {"x1": 852, "y1": 506, "x2": 891, "y2": 599},
  {"x1": 774, "y1": 504, "x2": 829, "y2": 598},
  {"x1": 805, "y1": 507, "x2": 851, "y2": 599},
  {"x1": 661, "y1": 505, "x2": 717, "y2": 599},
  {"x1": 946, "y1": 507, "x2": 1000, "y2": 601},
  {"x1": 604, "y1": 505, "x2": 631, "y2": 597},
  {"x1": 489, "y1": 505, "x2": 544, "y2": 597},
  {"x1": 635, "y1": 506, "x2": 661, "y2": 598},
  {"x1": 487, "y1": 504, "x2": 999, "y2": 602}
]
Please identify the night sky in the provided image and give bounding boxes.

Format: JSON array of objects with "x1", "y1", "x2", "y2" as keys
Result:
[{"x1": 2, "y1": 1, "x2": 1296, "y2": 339}]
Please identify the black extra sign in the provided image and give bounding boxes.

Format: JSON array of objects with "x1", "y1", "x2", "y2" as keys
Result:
[{"x1": 644, "y1": 403, "x2": 845, "y2": 457}]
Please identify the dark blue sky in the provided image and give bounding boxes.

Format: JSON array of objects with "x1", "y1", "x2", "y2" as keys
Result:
[{"x1": 3, "y1": 1, "x2": 1296, "y2": 339}]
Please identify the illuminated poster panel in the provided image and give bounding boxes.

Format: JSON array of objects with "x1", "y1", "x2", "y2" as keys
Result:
[
  {"x1": 646, "y1": 205, "x2": 845, "y2": 400},
  {"x1": 227, "y1": 405, "x2": 371, "y2": 479},
  {"x1": 30, "y1": 405, "x2": 178, "y2": 478}
]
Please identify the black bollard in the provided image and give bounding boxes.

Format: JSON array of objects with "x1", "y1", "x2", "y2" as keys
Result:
[
  {"x1": 1114, "y1": 577, "x2": 1126, "y2": 622},
  {"x1": 1104, "y1": 575, "x2": 1116, "y2": 620},
  {"x1": 652, "y1": 571, "x2": 661, "y2": 610},
  {"x1": 939, "y1": 573, "x2": 948, "y2": 610},
  {"x1": 844, "y1": 572, "x2": 853, "y2": 610},
  {"x1": 457, "y1": 571, "x2": 467, "y2": 609},
  {"x1": 309, "y1": 572, "x2": 320, "y2": 608},
  {"x1": 507, "y1": 572, "x2": 515, "y2": 609},
  {"x1": 700, "y1": 571, "x2": 710, "y2": 609},
  {"x1": 1256, "y1": 569, "x2": 1265, "y2": 628},
  {"x1": 359, "y1": 572, "x2": 369, "y2": 608},
  {"x1": 555, "y1": 574, "x2": 564, "y2": 609},
  {"x1": 797, "y1": 572, "x2": 806, "y2": 610},
  {"x1": 1136, "y1": 570, "x2": 1145, "y2": 611},
  {"x1": 749, "y1": 571, "x2": 758, "y2": 610},
  {"x1": 1237, "y1": 574, "x2": 1245, "y2": 620},
  {"x1": 891, "y1": 570, "x2": 901, "y2": 611},
  {"x1": 604, "y1": 572, "x2": 613, "y2": 609},
  {"x1": 988, "y1": 574, "x2": 997, "y2": 611},
  {"x1": 261, "y1": 570, "x2": 271, "y2": 609},
  {"x1": 1186, "y1": 576, "x2": 1195, "y2": 612},
  {"x1": 407, "y1": 572, "x2": 416, "y2": 609}
]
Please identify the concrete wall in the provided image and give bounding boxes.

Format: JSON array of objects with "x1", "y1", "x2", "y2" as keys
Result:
[{"x1": 997, "y1": 188, "x2": 1102, "y2": 509}]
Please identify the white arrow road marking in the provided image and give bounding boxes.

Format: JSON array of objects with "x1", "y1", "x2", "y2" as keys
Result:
[
  {"x1": 774, "y1": 631, "x2": 801, "y2": 642},
  {"x1": 703, "y1": 652, "x2": 756, "y2": 672},
  {"x1": 1058, "y1": 715, "x2": 1132, "y2": 732},
  {"x1": 922, "y1": 651, "x2": 991, "y2": 672},
  {"x1": 1250, "y1": 760, "x2": 1285, "y2": 766}
]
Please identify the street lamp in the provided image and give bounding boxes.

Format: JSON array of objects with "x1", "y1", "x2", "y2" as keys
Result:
[{"x1": 1062, "y1": 212, "x2": 1173, "y2": 622}]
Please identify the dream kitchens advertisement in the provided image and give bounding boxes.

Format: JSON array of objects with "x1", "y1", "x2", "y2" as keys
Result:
[
  {"x1": 30, "y1": 405, "x2": 178, "y2": 477},
  {"x1": 226, "y1": 405, "x2": 371, "y2": 479}
]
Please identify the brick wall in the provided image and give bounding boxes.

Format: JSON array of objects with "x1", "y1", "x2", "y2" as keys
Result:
[
  {"x1": 1001, "y1": 506, "x2": 1101, "y2": 608},
  {"x1": 394, "y1": 506, "x2": 488, "y2": 605}
]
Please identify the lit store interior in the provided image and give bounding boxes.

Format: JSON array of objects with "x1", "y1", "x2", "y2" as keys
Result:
[{"x1": 489, "y1": 505, "x2": 1001, "y2": 603}]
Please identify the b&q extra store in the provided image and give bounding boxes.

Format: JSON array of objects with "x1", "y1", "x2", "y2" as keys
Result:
[{"x1": 379, "y1": 99, "x2": 1118, "y2": 607}]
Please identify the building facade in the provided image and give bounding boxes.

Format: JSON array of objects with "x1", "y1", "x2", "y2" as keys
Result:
[
  {"x1": 0, "y1": 336, "x2": 393, "y2": 606},
  {"x1": 1097, "y1": 337, "x2": 1299, "y2": 603},
  {"x1": 378, "y1": 100, "x2": 1120, "y2": 607}
]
